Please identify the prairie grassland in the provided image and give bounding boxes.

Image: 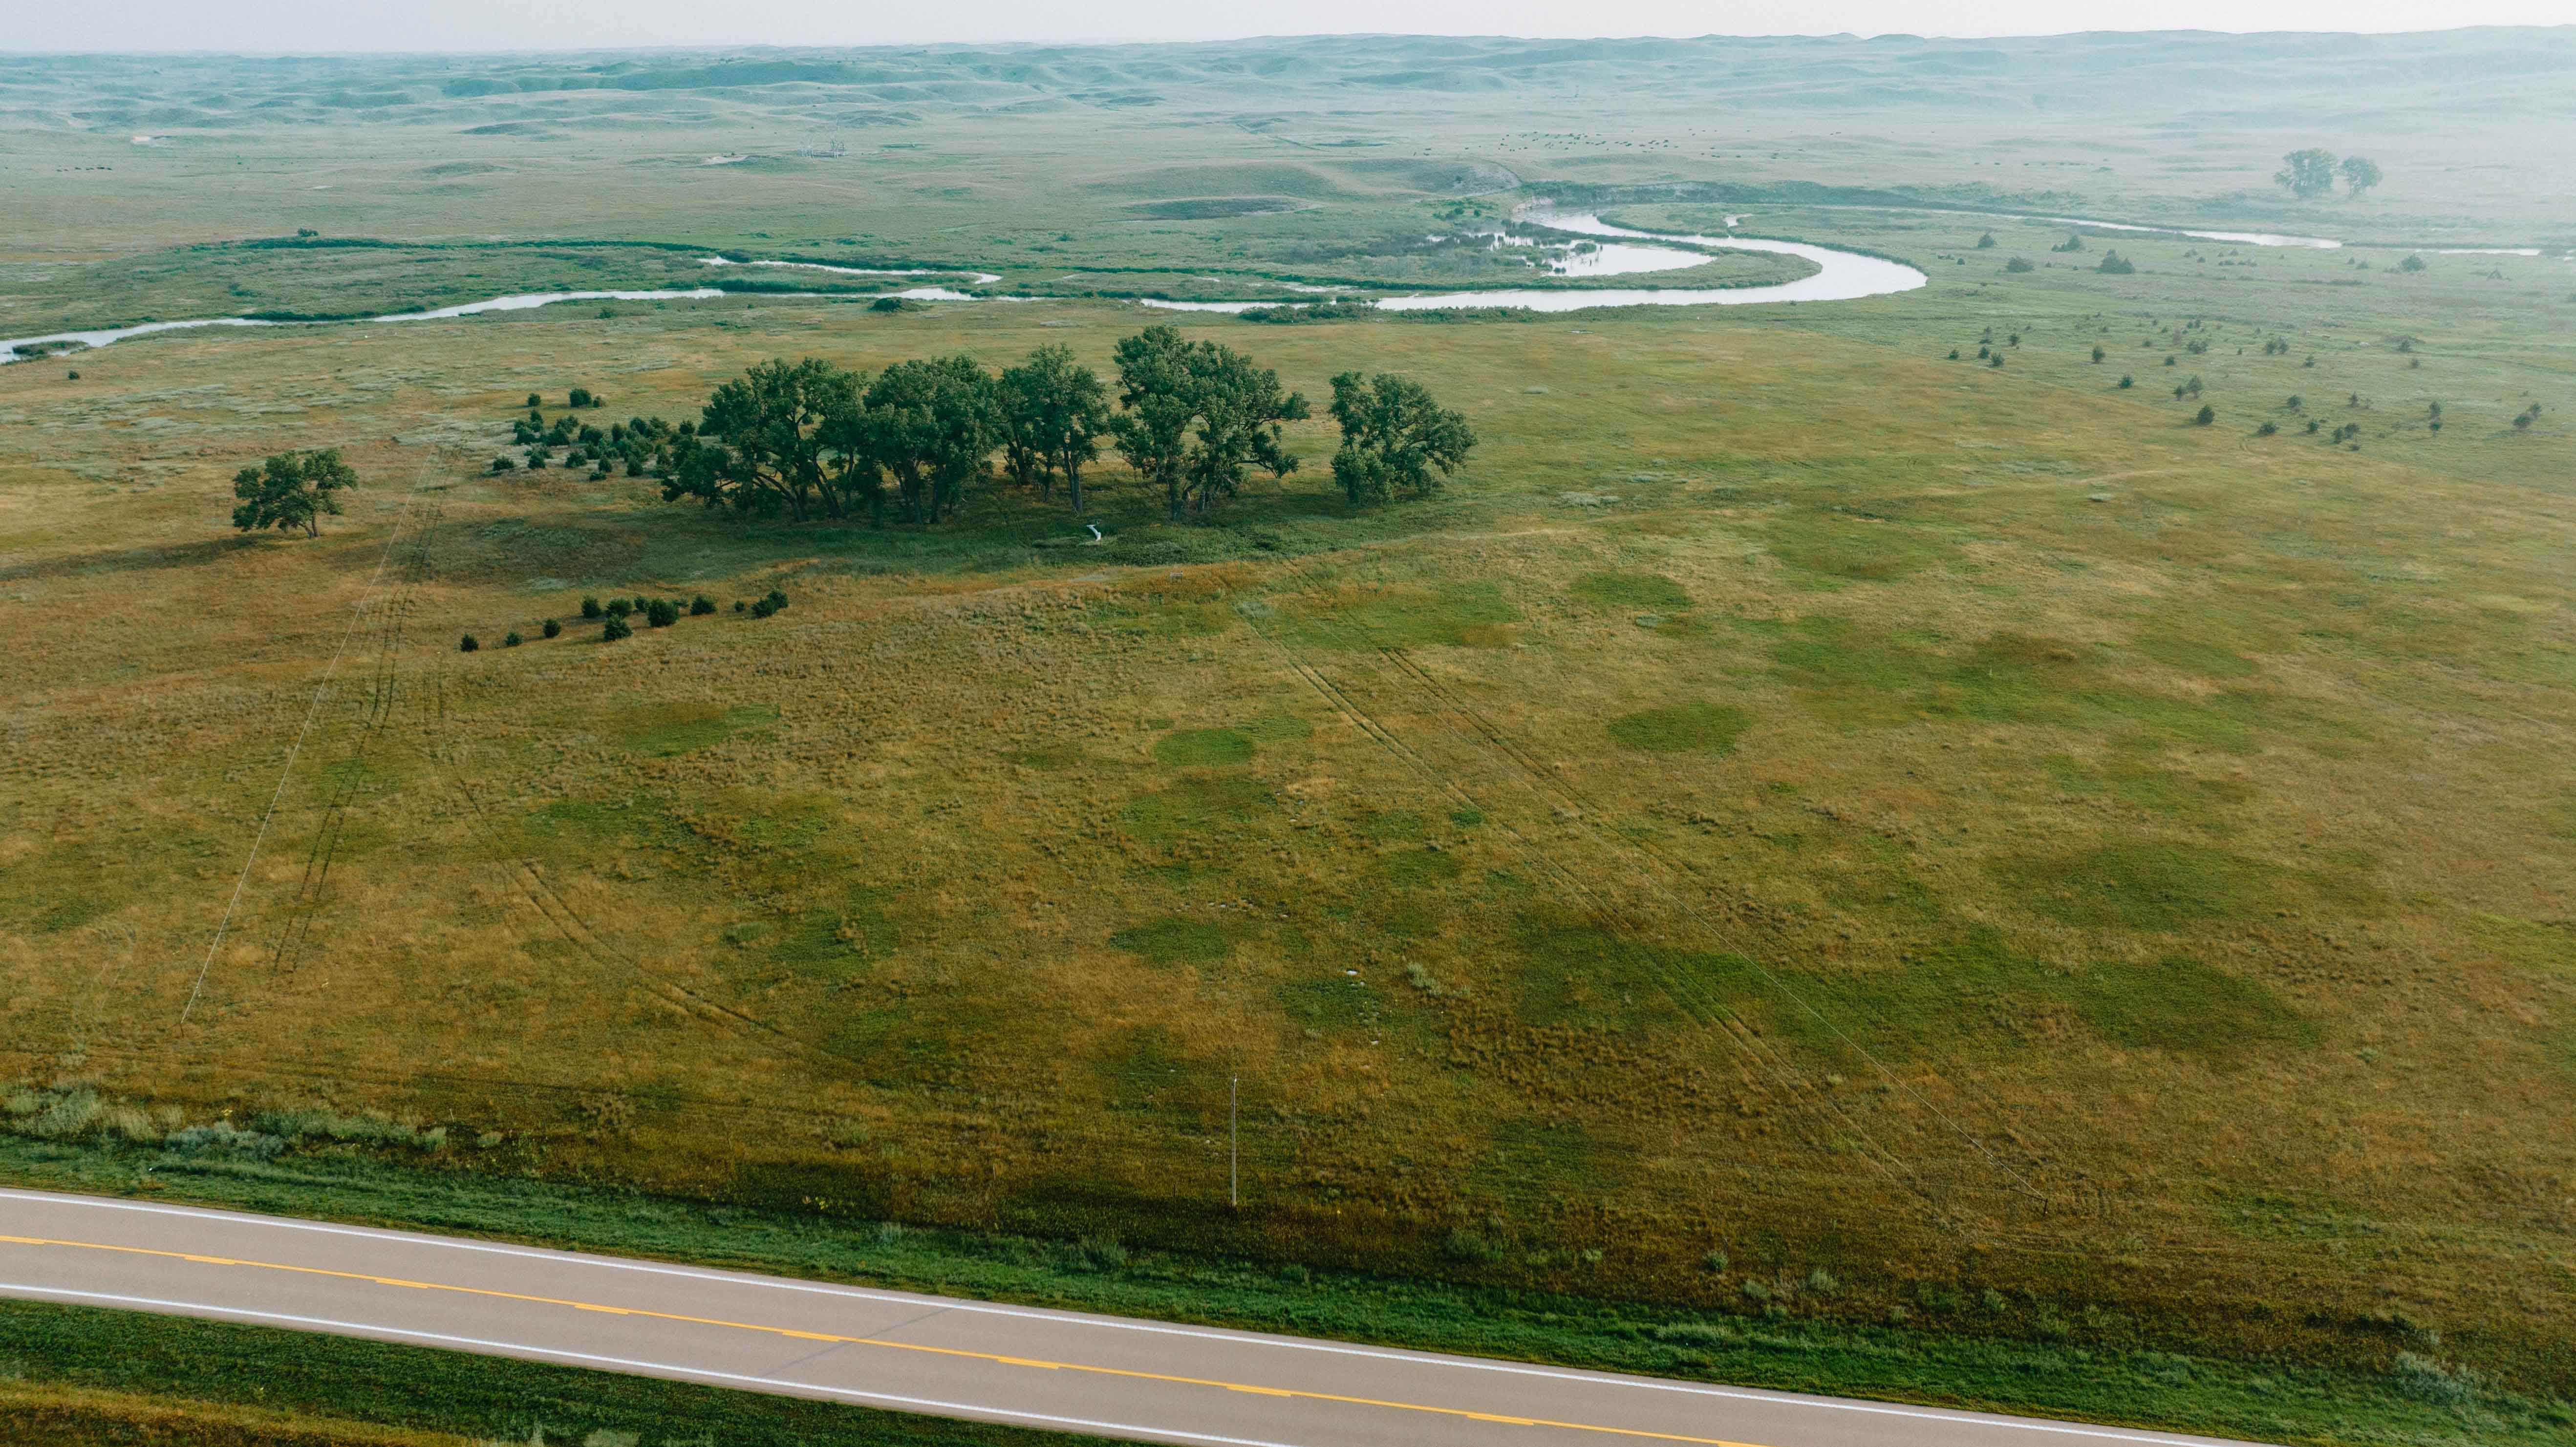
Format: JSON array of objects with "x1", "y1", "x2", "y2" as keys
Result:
[{"x1": 3, "y1": 249, "x2": 2573, "y2": 1393}]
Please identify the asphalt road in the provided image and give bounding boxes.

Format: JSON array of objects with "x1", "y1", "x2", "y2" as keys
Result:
[{"x1": 0, "y1": 1188, "x2": 2270, "y2": 1447}]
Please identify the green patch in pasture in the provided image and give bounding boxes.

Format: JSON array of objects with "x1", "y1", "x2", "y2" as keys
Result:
[
  {"x1": 1110, "y1": 915, "x2": 1245, "y2": 966},
  {"x1": 2, "y1": 834, "x2": 219, "y2": 935},
  {"x1": 1770, "y1": 514, "x2": 1951, "y2": 581},
  {"x1": 1120, "y1": 775, "x2": 1273, "y2": 847},
  {"x1": 1372, "y1": 847, "x2": 1463, "y2": 887},
  {"x1": 1607, "y1": 701, "x2": 1749, "y2": 755},
  {"x1": 2470, "y1": 913, "x2": 2574, "y2": 979},
  {"x1": 1278, "y1": 971, "x2": 1379, "y2": 1038},
  {"x1": 1283, "y1": 582, "x2": 1517, "y2": 650},
  {"x1": 1244, "y1": 711, "x2": 1315, "y2": 743},
  {"x1": 2129, "y1": 600, "x2": 2289, "y2": 681},
  {"x1": 2070, "y1": 957, "x2": 2319, "y2": 1059},
  {"x1": 1153, "y1": 727, "x2": 1256, "y2": 766},
  {"x1": 2543, "y1": 791, "x2": 2576, "y2": 843},
  {"x1": 1990, "y1": 841, "x2": 2280, "y2": 931},
  {"x1": 1571, "y1": 571, "x2": 1692, "y2": 611},
  {"x1": 1009, "y1": 743, "x2": 1088, "y2": 770},
  {"x1": 1093, "y1": 1025, "x2": 1231, "y2": 1118},
  {"x1": 2040, "y1": 755, "x2": 2254, "y2": 821},
  {"x1": 609, "y1": 700, "x2": 777, "y2": 756}
]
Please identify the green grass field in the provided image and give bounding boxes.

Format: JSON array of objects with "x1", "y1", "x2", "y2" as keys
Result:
[{"x1": 3, "y1": 32, "x2": 2575, "y2": 1444}]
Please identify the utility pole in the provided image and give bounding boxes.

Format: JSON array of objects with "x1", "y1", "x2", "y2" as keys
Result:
[{"x1": 1229, "y1": 1074, "x2": 1240, "y2": 1210}]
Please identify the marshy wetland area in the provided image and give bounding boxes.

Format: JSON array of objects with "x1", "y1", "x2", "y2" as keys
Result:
[{"x1": 3, "y1": 30, "x2": 2576, "y2": 1447}]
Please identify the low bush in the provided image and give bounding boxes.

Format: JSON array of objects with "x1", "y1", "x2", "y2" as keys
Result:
[
  {"x1": 605, "y1": 598, "x2": 631, "y2": 617},
  {"x1": 503, "y1": 630, "x2": 523, "y2": 646},
  {"x1": 645, "y1": 598, "x2": 680, "y2": 628},
  {"x1": 580, "y1": 597, "x2": 602, "y2": 619},
  {"x1": 690, "y1": 594, "x2": 716, "y2": 616},
  {"x1": 541, "y1": 618, "x2": 562, "y2": 638},
  {"x1": 602, "y1": 615, "x2": 632, "y2": 641},
  {"x1": 458, "y1": 634, "x2": 478, "y2": 653}
]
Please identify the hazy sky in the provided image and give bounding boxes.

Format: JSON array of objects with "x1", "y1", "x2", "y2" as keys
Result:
[{"x1": 6, "y1": 0, "x2": 2568, "y2": 52}]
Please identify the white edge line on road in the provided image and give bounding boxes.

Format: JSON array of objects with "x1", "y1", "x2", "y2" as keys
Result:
[
  {"x1": 0, "y1": 1282, "x2": 1309, "y2": 1447},
  {"x1": 0, "y1": 1190, "x2": 2250, "y2": 1447}
]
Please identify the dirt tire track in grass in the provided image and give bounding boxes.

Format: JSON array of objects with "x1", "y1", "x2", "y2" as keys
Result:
[
  {"x1": 1233, "y1": 553, "x2": 1983, "y2": 1236},
  {"x1": 266, "y1": 502, "x2": 434, "y2": 983},
  {"x1": 1371, "y1": 641, "x2": 2062, "y2": 1214}
]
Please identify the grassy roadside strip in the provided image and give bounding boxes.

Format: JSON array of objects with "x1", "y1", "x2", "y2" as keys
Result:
[
  {"x1": 0, "y1": 1298, "x2": 1088, "y2": 1447},
  {"x1": 0, "y1": 1141, "x2": 2564, "y2": 1447}
]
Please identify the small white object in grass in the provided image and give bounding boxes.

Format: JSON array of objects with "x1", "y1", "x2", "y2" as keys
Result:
[
  {"x1": 2087, "y1": 492, "x2": 2115, "y2": 502},
  {"x1": 1087, "y1": 523, "x2": 1102, "y2": 542}
]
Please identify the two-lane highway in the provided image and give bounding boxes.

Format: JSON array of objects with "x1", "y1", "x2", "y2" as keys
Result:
[{"x1": 0, "y1": 1189, "x2": 2269, "y2": 1447}]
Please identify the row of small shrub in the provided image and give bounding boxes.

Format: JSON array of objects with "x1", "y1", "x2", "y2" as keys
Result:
[
  {"x1": 462, "y1": 591, "x2": 791, "y2": 651},
  {"x1": 2, "y1": 1086, "x2": 443, "y2": 1155}
]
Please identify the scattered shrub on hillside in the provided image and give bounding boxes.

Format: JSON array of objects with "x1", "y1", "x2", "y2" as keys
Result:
[
  {"x1": 458, "y1": 634, "x2": 479, "y2": 653},
  {"x1": 2118, "y1": 375, "x2": 2134, "y2": 389},
  {"x1": 2391, "y1": 1352, "x2": 2476, "y2": 1406},
  {"x1": 541, "y1": 618, "x2": 562, "y2": 638},
  {"x1": 631, "y1": 595, "x2": 650, "y2": 613},
  {"x1": 580, "y1": 596, "x2": 602, "y2": 619},
  {"x1": 503, "y1": 630, "x2": 523, "y2": 646},
  {"x1": 2091, "y1": 345, "x2": 2105, "y2": 362},
  {"x1": 2195, "y1": 405, "x2": 2216, "y2": 426},
  {"x1": 2398, "y1": 254, "x2": 2426, "y2": 273},
  {"x1": 690, "y1": 594, "x2": 715, "y2": 616},
  {"x1": 763, "y1": 588, "x2": 790, "y2": 612},
  {"x1": 525, "y1": 392, "x2": 542, "y2": 408},
  {"x1": 489, "y1": 456, "x2": 515, "y2": 473},
  {"x1": 568, "y1": 386, "x2": 595, "y2": 407},
  {"x1": 2004, "y1": 256, "x2": 2034, "y2": 273},
  {"x1": 1442, "y1": 1230, "x2": 1506, "y2": 1265},
  {"x1": 750, "y1": 597, "x2": 778, "y2": 618},
  {"x1": 1806, "y1": 1268, "x2": 1838, "y2": 1293},
  {"x1": 66, "y1": 369, "x2": 79, "y2": 379},
  {"x1": 2256, "y1": 422, "x2": 2278, "y2": 436},
  {"x1": 604, "y1": 598, "x2": 631, "y2": 617},
  {"x1": 733, "y1": 599, "x2": 747, "y2": 612},
  {"x1": 2097, "y1": 251, "x2": 2135, "y2": 275},
  {"x1": 1975, "y1": 231, "x2": 1996, "y2": 249},
  {"x1": 1946, "y1": 349, "x2": 1959, "y2": 360},
  {"x1": 645, "y1": 598, "x2": 680, "y2": 628},
  {"x1": 602, "y1": 615, "x2": 632, "y2": 641}
]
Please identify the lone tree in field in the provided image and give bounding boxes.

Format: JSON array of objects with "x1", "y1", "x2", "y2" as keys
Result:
[
  {"x1": 1328, "y1": 371, "x2": 1475, "y2": 507},
  {"x1": 2339, "y1": 155, "x2": 2383, "y2": 198},
  {"x1": 230, "y1": 449, "x2": 358, "y2": 538},
  {"x1": 1112, "y1": 326, "x2": 1309, "y2": 521},
  {"x1": 663, "y1": 358, "x2": 873, "y2": 522},
  {"x1": 859, "y1": 355, "x2": 1001, "y2": 526},
  {"x1": 2275, "y1": 148, "x2": 2339, "y2": 200},
  {"x1": 996, "y1": 344, "x2": 1112, "y2": 513}
]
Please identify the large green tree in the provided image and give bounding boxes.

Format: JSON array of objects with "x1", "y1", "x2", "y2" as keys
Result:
[
  {"x1": 663, "y1": 359, "x2": 874, "y2": 522},
  {"x1": 1111, "y1": 326, "x2": 1308, "y2": 521},
  {"x1": 1326, "y1": 372, "x2": 1475, "y2": 506},
  {"x1": 230, "y1": 449, "x2": 357, "y2": 537},
  {"x1": 859, "y1": 356, "x2": 1001, "y2": 526},
  {"x1": 2339, "y1": 155, "x2": 2383, "y2": 198},
  {"x1": 2274, "y1": 148, "x2": 2339, "y2": 200},
  {"x1": 996, "y1": 344, "x2": 1111, "y2": 513}
]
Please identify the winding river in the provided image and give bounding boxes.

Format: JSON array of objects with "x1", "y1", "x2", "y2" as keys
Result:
[
  {"x1": 1141, "y1": 211, "x2": 1927, "y2": 314},
  {"x1": 12, "y1": 203, "x2": 2553, "y2": 363}
]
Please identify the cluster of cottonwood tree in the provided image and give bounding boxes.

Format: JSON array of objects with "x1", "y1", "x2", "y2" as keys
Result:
[{"x1": 652, "y1": 327, "x2": 1472, "y2": 526}]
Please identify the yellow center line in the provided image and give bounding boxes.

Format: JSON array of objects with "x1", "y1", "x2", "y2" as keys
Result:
[{"x1": 0, "y1": 1233, "x2": 1772, "y2": 1446}]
